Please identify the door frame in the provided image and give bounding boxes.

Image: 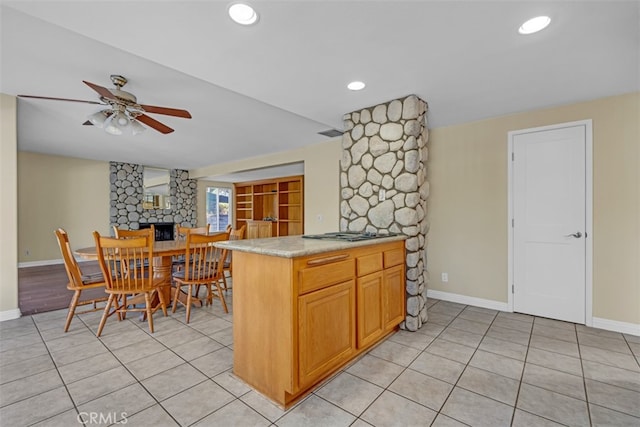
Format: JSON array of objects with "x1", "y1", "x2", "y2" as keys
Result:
[{"x1": 507, "y1": 120, "x2": 593, "y2": 326}]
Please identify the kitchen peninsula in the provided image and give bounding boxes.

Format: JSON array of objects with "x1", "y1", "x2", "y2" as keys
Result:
[{"x1": 215, "y1": 234, "x2": 407, "y2": 408}]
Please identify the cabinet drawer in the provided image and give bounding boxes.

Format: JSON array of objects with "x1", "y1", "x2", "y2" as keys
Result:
[
  {"x1": 357, "y1": 253, "x2": 383, "y2": 277},
  {"x1": 383, "y1": 248, "x2": 404, "y2": 268},
  {"x1": 299, "y1": 257, "x2": 354, "y2": 295}
]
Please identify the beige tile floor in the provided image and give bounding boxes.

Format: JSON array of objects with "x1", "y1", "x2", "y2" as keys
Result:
[{"x1": 1, "y1": 290, "x2": 639, "y2": 426}]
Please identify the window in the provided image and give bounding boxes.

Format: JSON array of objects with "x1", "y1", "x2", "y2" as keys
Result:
[{"x1": 206, "y1": 187, "x2": 232, "y2": 232}]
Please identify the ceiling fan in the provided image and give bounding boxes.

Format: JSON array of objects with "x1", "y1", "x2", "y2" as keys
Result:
[{"x1": 18, "y1": 74, "x2": 192, "y2": 135}]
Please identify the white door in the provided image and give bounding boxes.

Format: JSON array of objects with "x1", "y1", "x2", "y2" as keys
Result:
[{"x1": 511, "y1": 123, "x2": 588, "y2": 324}]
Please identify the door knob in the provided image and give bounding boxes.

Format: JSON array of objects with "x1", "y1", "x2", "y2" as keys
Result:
[{"x1": 565, "y1": 231, "x2": 582, "y2": 238}]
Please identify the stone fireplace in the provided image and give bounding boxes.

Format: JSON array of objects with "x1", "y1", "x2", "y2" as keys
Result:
[
  {"x1": 140, "y1": 222, "x2": 175, "y2": 241},
  {"x1": 340, "y1": 95, "x2": 429, "y2": 331},
  {"x1": 109, "y1": 162, "x2": 197, "y2": 234}
]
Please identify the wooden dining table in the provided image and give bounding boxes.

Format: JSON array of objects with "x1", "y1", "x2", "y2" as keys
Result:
[{"x1": 75, "y1": 231, "x2": 230, "y2": 309}]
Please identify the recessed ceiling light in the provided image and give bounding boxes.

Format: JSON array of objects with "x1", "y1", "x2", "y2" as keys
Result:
[
  {"x1": 347, "y1": 81, "x2": 366, "y2": 91},
  {"x1": 519, "y1": 16, "x2": 551, "y2": 35},
  {"x1": 228, "y1": 3, "x2": 259, "y2": 26}
]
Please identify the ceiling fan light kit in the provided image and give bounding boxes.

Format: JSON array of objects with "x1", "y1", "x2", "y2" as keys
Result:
[
  {"x1": 87, "y1": 109, "x2": 111, "y2": 128},
  {"x1": 18, "y1": 74, "x2": 191, "y2": 135},
  {"x1": 103, "y1": 109, "x2": 131, "y2": 136},
  {"x1": 130, "y1": 119, "x2": 146, "y2": 136}
]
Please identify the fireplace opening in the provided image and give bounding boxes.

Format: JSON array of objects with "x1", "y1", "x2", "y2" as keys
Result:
[{"x1": 140, "y1": 222, "x2": 174, "y2": 241}]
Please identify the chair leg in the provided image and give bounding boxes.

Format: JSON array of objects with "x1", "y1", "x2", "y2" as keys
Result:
[
  {"x1": 171, "y1": 284, "x2": 181, "y2": 313},
  {"x1": 205, "y1": 282, "x2": 213, "y2": 306},
  {"x1": 144, "y1": 292, "x2": 154, "y2": 334},
  {"x1": 185, "y1": 285, "x2": 193, "y2": 324},
  {"x1": 114, "y1": 295, "x2": 123, "y2": 321},
  {"x1": 121, "y1": 294, "x2": 128, "y2": 320},
  {"x1": 64, "y1": 290, "x2": 81, "y2": 332},
  {"x1": 96, "y1": 294, "x2": 115, "y2": 337},
  {"x1": 157, "y1": 288, "x2": 168, "y2": 317},
  {"x1": 220, "y1": 273, "x2": 228, "y2": 291},
  {"x1": 214, "y1": 281, "x2": 229, "y2": 313}
]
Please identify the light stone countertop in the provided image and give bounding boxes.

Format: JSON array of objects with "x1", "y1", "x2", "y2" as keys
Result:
[{"x1": 215, "y1": 235, "x2": 407, "y2": 258}]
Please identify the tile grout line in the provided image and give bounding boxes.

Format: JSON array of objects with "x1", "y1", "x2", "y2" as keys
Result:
[
  {"x1": 29, "y1": 315, "x2": 86, "y2": 427},
  {"x1": 6, "y1": 298, "x2": 639, "y2": 426},
  {"x1": 79, "y1": 292, "x2": 277, "y2": 426},
  {"x1": 109, "y1": 295, "x2": 274, "y2": 426},
  {"x1": 434, "y1": 303, "x2": 505, "y2": 426},
  {"x1": 76, "y1": 313, "x2": 178, "y2": 426},
  {"x1": 575, "y1": 321, "x2": 594, "y2": 426},
  {"x1": 108, "y1": 313, "x2": 238, "y2": 426}
]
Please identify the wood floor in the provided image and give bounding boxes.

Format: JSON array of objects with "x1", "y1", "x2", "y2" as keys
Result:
[{"x1": 18, "y1": 261, "x2": 105, "y2": 315}]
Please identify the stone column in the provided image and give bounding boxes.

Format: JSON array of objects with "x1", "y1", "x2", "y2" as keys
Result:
[{"x1": 340, "y1": 95, "x2": 429, "y2": 331}]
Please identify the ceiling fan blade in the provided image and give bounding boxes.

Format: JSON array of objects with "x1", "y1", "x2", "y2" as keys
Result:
[
  {"x1": 18, "y1": 95, "x2": 103, "y2": 105},
  {"x1": 82, "y1": 80, "x2": 117, "y2": 101},
  {"x1": 139, "y1": 104, "x2": 192, "y2": 119},
  {"x1": 135, "y1": 113, "x2": 174, "y2": 134}
]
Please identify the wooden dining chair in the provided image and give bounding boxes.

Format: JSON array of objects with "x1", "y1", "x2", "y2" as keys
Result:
[
  {"x1": 93, "y1": 229, "x2": 168, "y2": 336},
  {"x1": 220, "y1": 224, "x2": 246, "y2": 290},
  {"x1": 176, "y1": 225, "x2": 209, "y2": 237},
  {"x1": 113, "y1": 224, "x2": 155, "y2": 239},
  {"x1": 54, "y1": 228, "x2": 109, "y2": 332},
  {"x1": 172, "y1": 232, "x2": 229, "y2": 323},
  {"x1": 112, "y1": 225, "x2": 155, "y2": 272},
  {"x1": 172, "y1": 225, "x2": 210, "y2": 273}
]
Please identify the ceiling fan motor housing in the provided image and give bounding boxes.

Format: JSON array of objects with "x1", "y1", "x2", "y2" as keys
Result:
[{"x1": 110, "y1": 89, "x2": 137, "y2": 105}]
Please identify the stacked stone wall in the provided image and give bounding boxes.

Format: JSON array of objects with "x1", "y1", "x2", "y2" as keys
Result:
[
  {"x1": 109, "y1": 162, "x2": 197, "y2": 231},
  {"x1": 341, "y1": 95, "x2": 429, "y2": 331}
]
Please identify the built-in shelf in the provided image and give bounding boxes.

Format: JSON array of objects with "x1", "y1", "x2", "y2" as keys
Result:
[{"x1": 234, "y1": 175, "x2": 304, "y2": 237}]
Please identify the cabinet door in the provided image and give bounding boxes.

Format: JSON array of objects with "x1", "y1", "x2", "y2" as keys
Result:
[
  {"x1": 298, "y1": 280, "x2": 355, "y2": 388},
  {"x1": 384, "y1": 265, "x2": 405, "y2": 329},
  {"x1": 247, "y1": 221, "x2": 273, "y2": 239},
  {"x1": 357, "y1": 272, "x2": 384, "y2": 348}
]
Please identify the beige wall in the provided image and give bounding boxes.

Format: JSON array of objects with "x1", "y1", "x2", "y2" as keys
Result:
[
  {"x1": 8, "y1": 92, "x2": 638, "y2": 326},
  {"x1": 191, "y1": 138, "x2": 342, "y2": 235},
  {"x1": 427, "y1": 92, "x2": 640, "y2": 324},
  {"x1": 17, "y1": 152, "x2": 111, "y2": 263},
  {"x1": 1, "y1": 94, "x2": 19, "y2": 315},
  {"x1": 16, "y1": 138, "x2": 342, "y2": 262}
]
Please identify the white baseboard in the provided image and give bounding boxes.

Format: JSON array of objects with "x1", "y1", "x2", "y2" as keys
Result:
[
  {"x1": 0, "y1": 309, "x2": 22, "y2": 322},
  {"x1": 426, "y1": 289, "x2": 640, "y2": 337},
  {"x1": 19, "y1": 258, "x2": 96, "y2": 268},
  {"x1": 592, "y1": 317, "x2": 640, "y2": 337},
  {"x1": 427, "y1": 289, "x2": 509, "y2": 312},
  {"x1": 18, "y1": 259, "x2": 63, "y2": 268}
]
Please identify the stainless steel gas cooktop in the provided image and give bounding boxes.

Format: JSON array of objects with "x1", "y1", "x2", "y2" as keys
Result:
[{"x1": 301, "y1": 231, "x2": 400, "y2": 242}]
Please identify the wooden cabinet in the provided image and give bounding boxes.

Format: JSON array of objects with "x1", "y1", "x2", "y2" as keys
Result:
[
  {"x1": 384, "y1": 264, "x2": 406, "y2": 328},
  {"x1": 298, "y1": 280, "x2": 356, "y2": 387},
  {"x1": 246, "y1": 220, "x2": 273, "y2": 239},
  {"x1": 355, "y1": 247, "x2": 406, "y2": 347},
  {"x1": 231, "y1": 239, "x2": 405, "y2": 409},
  {"x1": 233, "y1": 175, "x2": 303, "y2": 237},
  {"x1": 357, "y1": 272, "x2": 384, "y2": 348}
]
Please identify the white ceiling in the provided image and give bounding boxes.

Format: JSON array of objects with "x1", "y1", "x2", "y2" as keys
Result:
[{"x1": 1, "y1": 1, "x2": 638, "y2": 181}]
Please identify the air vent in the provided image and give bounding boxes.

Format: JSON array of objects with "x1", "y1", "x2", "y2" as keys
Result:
[{"x1": 318, "y1": 129, "x2": 344, "y2": 138}]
